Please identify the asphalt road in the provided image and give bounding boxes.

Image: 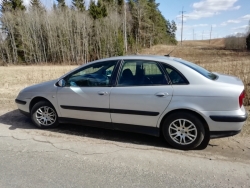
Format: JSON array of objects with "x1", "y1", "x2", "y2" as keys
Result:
[{"x1": 0, "y1": 110, "x2": 249, "y2": 188}]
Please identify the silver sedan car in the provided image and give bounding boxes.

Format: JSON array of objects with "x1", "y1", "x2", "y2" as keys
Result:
[{"x1": 15, "y1": 55, "x2": 248, "y2": 150}]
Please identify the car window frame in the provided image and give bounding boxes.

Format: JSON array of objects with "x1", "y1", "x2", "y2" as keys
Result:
[
  {"x1": 159, "y1": 63, "x2": 189, "y2": 85},
  {"x1": 114, "y1": 59, "x2": 170, "y2": 87},
  {"x1": 174, "y1": 59, "x2": 218, "y2": 80},
  {"x1": 63, "y1": 60, "x2": 120, "y2": 87}
]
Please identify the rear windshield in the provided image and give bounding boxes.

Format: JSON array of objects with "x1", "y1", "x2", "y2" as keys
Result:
[{"x1": 174, "y1": 59, "x2": 218, "y2": 80}]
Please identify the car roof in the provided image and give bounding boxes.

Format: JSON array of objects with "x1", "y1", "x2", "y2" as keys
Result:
[
  {"x1": 90, "y1": 55, "x2": 179, "y2": 64},
  {"x1": 60, "y1": 55, "x2": 185, "y2": 80}
]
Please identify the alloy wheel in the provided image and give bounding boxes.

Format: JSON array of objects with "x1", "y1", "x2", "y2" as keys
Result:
[
  {"x1": 168, "y1": 119, "x2": 198, "y2": 145},
  {"x1": 35, "y1": 106, "x2": 56, "y2": 126}
]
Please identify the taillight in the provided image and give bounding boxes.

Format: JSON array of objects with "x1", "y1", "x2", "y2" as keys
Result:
[{"x1": 239, "y1": 90, "x2": 245, "y2": 108}]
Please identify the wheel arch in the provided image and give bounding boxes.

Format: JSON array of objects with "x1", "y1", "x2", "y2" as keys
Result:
[
  {"x1": 159, "y1": 109, "x2": 210, "y2": 134},
  {"x1": 29, "y1": 97, "x2": 55, "y2": 112}
]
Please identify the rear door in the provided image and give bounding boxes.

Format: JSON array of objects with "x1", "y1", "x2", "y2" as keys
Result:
[{"x1": 110, "y1": 60, "x2": 173, "y2": 128}]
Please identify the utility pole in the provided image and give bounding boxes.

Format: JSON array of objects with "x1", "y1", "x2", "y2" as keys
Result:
[
  {"x1": 202, "y1": 30, "x2": 204, "y2": 40},
  {"x1": 180, "y1": 7, "x2": 186, "y2": 46},
  {"x1": 124, "y1": 0, "x2": 127, "y2": 53},
  {"x1": 209, "y1": 25, "x2": 213, "y2": 44},
  {"x1": 193, "y1": 29, "x2": 194, "y2": 40}
]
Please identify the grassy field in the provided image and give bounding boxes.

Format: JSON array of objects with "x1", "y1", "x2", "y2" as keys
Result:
[{"x1": 0, "y1": 66, "x2": 77, "y2": 109}]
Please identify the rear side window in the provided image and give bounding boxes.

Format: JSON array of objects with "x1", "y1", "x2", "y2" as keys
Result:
[
  {"x1": 117, "y1": 60, "x2": 168, "y2": 86},
  {"x1": 174, "y1": 59, "x2": 218, "y2": 80},
  {"x1": 161, "y1": 64, "x2": 188, "y2": 85}
]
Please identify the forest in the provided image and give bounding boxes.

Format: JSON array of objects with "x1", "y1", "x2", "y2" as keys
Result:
[{"x1": 0, "y1": 0, "x2": 177, "y2": 65}]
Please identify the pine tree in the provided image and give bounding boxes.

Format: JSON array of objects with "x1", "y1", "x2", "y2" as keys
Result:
[
  {"x1": 0, "y1": 0, "x2": 26, "y2": 63},
  {"x1": 1, "y1": 0, "x2": 12, "y2": 12},
  {"x1": 53, "y1": 1, "x2": 57, "y2": 10},
  {"x1": 170, "y1": 20, "x2": 177, "y2": 37},
  {"x1": 57, "y1": 0, "x2": 66, "y2": 9},
  {"x1": 246, "y1": 33, "x2": 250, "y2": 51},
  {"x1": 72, "y1": 0, "x2": 85, "y2": 12},
  {"x1": 1, "y1": 0, "x2": 26, "y2": 12},
  {"x1": 10, "y1": 0, "x2": 26, "y2": 11},
  {"x1": 89, "y1": 0, "x2": 107, "y2": 20},
  {"x1": 30, "y1": 0, "x2": 42, "y2": 9},
  {"x1": 30, "y1": 0, "x2": 45, "y2": 11},
  {"x1": 116, "y1": 0, "x2": 124, "y2": 14}
]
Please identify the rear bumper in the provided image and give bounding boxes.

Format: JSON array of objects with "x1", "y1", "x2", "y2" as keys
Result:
[
  {"x1": 210, "y1": 130, "x2": 241, "y2": 139},
  {"x1": 210, "y1": 113, "x2": 248, "y2": 122},
  {"x1": 200, "y1": 108, "x2": 247, "y2": 132}
]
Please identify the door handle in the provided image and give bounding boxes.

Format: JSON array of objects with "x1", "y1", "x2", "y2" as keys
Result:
[
  {"x1": 155, "y1": 92, "x2": 168, "y2": 97},
  {"x1": 98, "y1": 91, "x2": 109, "y2": 95}
]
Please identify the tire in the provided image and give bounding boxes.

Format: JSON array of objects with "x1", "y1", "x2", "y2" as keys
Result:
[
  {"x1": 31, "y1": 101, "x2": 59, "y2": 129},
  {"x1": 162, "y1": 112, "x2": 205, "y2": 150}
]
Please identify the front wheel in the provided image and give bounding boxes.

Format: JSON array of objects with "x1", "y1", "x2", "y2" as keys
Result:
[
  {"x1": 31, "y1": 101, "x2": 59, "y2": 129},
  {"x1": 162, "y1": 112, "x2": 205, "y2": 150}
]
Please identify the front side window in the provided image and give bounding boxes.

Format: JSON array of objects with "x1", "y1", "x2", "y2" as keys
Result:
[
  {"x1": 118, "y1": 60, "x2": 168, "y2": 86},
  {"x1": 65, "y1": 61, "x2": 117, "y2": 87}
]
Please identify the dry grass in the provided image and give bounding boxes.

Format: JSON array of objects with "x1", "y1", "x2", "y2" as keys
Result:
[
  {"x1": 0, "y1": 65, "x2": 77, "y2": 109},
  {"x1": 181, "y1": 38, "x2": 225, "y2": 48}
]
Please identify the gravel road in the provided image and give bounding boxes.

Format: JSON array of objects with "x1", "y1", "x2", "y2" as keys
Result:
[{"x1": 0, "y1": 109, "x2": 249, "y2": 188}]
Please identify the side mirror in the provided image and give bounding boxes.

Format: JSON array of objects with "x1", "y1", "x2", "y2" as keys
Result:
[{"x1": 58, "y1": 79, "x2": 66, "y2": 87}]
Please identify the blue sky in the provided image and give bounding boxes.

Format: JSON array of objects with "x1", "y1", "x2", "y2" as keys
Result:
[
  {"x1": 35, "y1": 0, "x2": 250, "y2": 40},
  {"x1": 157, "y1": 0, "x2": 250, "y2": 40}
]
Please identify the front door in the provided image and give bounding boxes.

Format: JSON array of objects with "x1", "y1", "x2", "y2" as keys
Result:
[
  {"x1": 57, "y1": 60, "x2": 118, "y2": 123},
  {"x1": 110, "y1": 60, "x2": 173, "y2": 127}
]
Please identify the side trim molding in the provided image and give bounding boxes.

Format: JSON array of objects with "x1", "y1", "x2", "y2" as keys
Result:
[
  {"x1": 15, "y1": 99, "x2": 27, "y2": 105},
  {"x1": 60, "y1": 105, "x2": 159, "y2": 116},
  {"x1": 61, "y1": 105, "x2": 110, "y2": 113},
  {"x1": 111, "y1": 109, "x2": 159, "y2": 116}
]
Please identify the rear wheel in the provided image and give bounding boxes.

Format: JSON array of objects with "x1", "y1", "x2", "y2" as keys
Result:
[
  {"x1": 162, "y1": 112, "x2": 205, "y2": 150},
  {"x1": 31, "y1": 101, "x2": 59, "y2": 128}
]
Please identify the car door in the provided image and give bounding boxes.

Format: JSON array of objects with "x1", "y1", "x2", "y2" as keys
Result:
[
  {"x1": 57, "y1": 60, "x2": 118, "y2": 125},
  {"x1": 110, "y1": 59, "x2": 173, "y2": 128}
]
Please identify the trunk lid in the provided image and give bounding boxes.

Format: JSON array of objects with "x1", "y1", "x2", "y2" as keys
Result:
[{"x1": 213, "y1": 72, "x2": 244, "y2": 86}]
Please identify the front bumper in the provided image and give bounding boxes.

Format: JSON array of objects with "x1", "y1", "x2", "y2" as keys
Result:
[
  {"x1": 15, "y1": 98, "x2": 30, "y2": 115},
  {"x1": 15, "y1": 99, "x2": 27, "y2": 105}
]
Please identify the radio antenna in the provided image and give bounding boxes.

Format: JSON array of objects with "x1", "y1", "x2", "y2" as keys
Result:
[{"x1": 164, "y1": 45, "x2": 179, "y2": 57}]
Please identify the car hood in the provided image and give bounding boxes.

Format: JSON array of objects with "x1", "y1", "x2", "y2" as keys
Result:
[{"x1": 21, "y1": 79, "x2": 58, "y2": 93}]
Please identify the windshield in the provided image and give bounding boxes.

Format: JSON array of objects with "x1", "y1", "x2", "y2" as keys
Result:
[{"x1": 174, "y1": 59, "x2": 218, "y2": 80}]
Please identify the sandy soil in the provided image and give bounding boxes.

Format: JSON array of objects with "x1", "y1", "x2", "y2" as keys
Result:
[{"x1": 0, "y1": 65, "x2": 249, "y2": 163}]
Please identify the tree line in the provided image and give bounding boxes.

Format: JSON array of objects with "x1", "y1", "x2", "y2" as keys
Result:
[
  {"x1": 0, "y1": 0, "x2": 177, "y2": 65},
  {"x1": 225, "y1": 21, "x2": 250, "y2": 51}
]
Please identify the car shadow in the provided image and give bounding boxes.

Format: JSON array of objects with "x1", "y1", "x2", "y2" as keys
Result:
[{"x1": 0, "y1": 110, "x2": 209, "y2": 150}]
